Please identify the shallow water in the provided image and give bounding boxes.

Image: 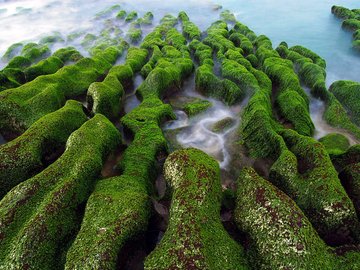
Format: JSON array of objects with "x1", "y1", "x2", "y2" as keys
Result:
[{"x1": 124, "y1": 74, "x2": 143, "y2": 114}]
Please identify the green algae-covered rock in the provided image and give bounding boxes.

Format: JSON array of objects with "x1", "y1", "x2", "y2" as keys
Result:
[
  {"x1": 5, "y1": 55, "x2": 31, "y2": 69},
  {"x1": 122, "y1": 97, "x2": 175, "y2": 134},
  {"x1": 52, "y1": 46, "x2": 83, "y2": 63},
  {"x1": 116, "y1": 9, "x2": 126, "y2": 19},
  {"x1": 39, "y1": 33, "x2": 64, "y2": 45},
  {"x1": 24, "y1": 55, "x2": 64, "y2": 81},
  {"x1": 137, "y1": 11, "x2": 154, "y2": 25},
  {"x1": 279, "y1": 43, "x2": 360, "y2": 140},
  {"x1": 126, "y1": 47, "x2": 148, "y2": 72},
  {"x1": 127, "y1": 23, "x2": 142, "y2": 43},
  {"x1": 0, "y1": 46, "x2": 120, "y2": 135},
  {"x1": 65, "y1": 124, "x2": 166, "y2": 269},
  {"x1": 195, "y1": 62, "x2": 244, "y2": 105},
  {"x1": 342, "y1": 19, "x2": 360, "y2": 31},
  {"x1": 189, "y1": 39, "x2": 213, "y2": 65},
  {"x1": 220, "y1": 10, "x2": 237, "y2": 23},
  {"x1": 1, "y1": 42, "x2": 23, "y2": 62},
  {"x1": 229, "y1": 32, "x2": 253, "y2": 55},
  {"x1": 319, "y1": 133, "x2": 350, "y2": 155},
  {"x1": 183, "y1": 98, "x2": 212, "y2": 117},
  {"x1": 276, "y1": 90, "x2": 314, "y2": 136},
  {"x1": 262, "y1": 56, "x2": 314, "y2": 136},
  {"x1": 87, "y1": 64, "x2": 133, "y2": 119},
  {"x1": 222, "y1": 58, "x2": 259, "y2": 96},
  {"x1": 0, "y1": 114, "x2": 121, "y2": 270},
  {"x1": 332, "y1": 5, "x2": 359, "y2": 20},
  {"x1": 87, "y1": 74, "x2": 124, "y2": 119},
  {"x1": 21, "y1": 43, "x2": 50, "y2": 62},
  {"x1": 210, "y1": 117, "x2": 236, "y2": 133},
  {"x1": 289, "y1": 45, "x2": 326, "y2": 69},
  {"x1": 240, "y1": 69, "x2": 285, "y2": 158},
  {"x1": 271, "y1": 129, "x2": 360, "y2": 246},
  {"x1": 339, "y1": 162, "x2": 360, "y2": 218},
  {"x1": 235, "y1": 167, "x2": 336, "y2": 269},
  {"x1": 145, "y1": 148, "x2": 250, "y2": 270},
  {"x1": 0, "y1": 100, "x2": 87, "y2": 199},
  {"x1": 178, "y1": 11, "x2": 201, "y2": 40},
  {"x1": 125, "y1": 11, "x2": 138, "y2": 22},
  {"x1": 330, "y1": 80, "x2": 360, "y2": 126},
  {"x1": 331, "y1": 144, "x2": 360, "y2": 171},
  {"x1": 324, "y1": 94, "x2": 360, "y2": 140}
]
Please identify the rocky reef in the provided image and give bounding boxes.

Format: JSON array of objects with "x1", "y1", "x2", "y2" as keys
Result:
[
  {"x1": 0, "y1": 6, "x2": 360, "y2": 270},
  {"x1": 332, "y1": 5, "x2": 360, "y2": 51}
]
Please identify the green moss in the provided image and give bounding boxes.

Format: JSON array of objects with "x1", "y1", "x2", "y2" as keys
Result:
[
  {"x1": 220, "y1": 10, "x2": 237, "y2": 23},
  {"x1": 276, "y1": 90, "x2": 314, "y2": 136},
  {"x1": 229, "y1": 32, "x2": 253, "y2": 55},
  {"x1": 245, "y1": 54, "x2": 259, "y2": 68},
  {"x1": 330, "y1": 144, "x2": 360, "y2": 171},
  {"x1": 262, "y1": 56, "x2": 314, "y2": 135},
  {"x1": 1, "y1": 42, "x2": 23, "y2": 62},
  {"x1": 319, "y1": 133, "x2": 350, "y2": 155},
  {"x1": 116, "y1": 10, "x2": 126, "y2": 19},
  {"x1": 65, "y1": 174, "x2": 150, "y2": 270},
  {"x1": 0, "y1": 114, "x2": 121, "y2": 269},
  {"x1": 127, "y1": 23, "x2": 142, "y2": 43},
  {"x1": 323, "y1": 94, "x2": 360, "y2": 140},
  {"x1": 0, "y1": 46, "x2": 119, "y2": 134},
  {"x1": 353, "y1": 39, "x2": 360, "y2": 50},
  {"x1": 20, "y1": 43, "x2": 50, "y2": 62},
  {"x1": 39, "y1": 33, "x2": 64, "y2": 45},
  {"x1": 145, "y1": 148, "x2": 250, "y2": 270},
  {"x1": 183, "y1": 99, "x2": 212, "y2": 117},
  {"x1": 65, "y1": 124, "x2": 166, "y2": 269},
  {"x1": 278, "y1": 43, "x2": 360, "y2": 139},
  {"x1": 24, "y1": 56, "x2": 64, "y2": 82},
  {"x1": 210, "y1": 117, "x2": 236, "y2": 133},
  {"x1": 189, "y1": 39, "x2": 213, "y2": 65},
  {"x1": 125, "y1": 47, "x2": 148, "y2": 72},
  {"x1": 0, "y1": 100, "x2": 87, "y2": 199},
  {"x1": 87, "y1": 74, "x2": 124, "y2": 119},
  {"x1": 5, "y1": 56, "x2": 32, "y2": 69},
  {"x1": 95, "y1": 4, "x2": 121, "y2": 18},
  {"x1": 203, "y1": 21, "x2": 235, "y2": 54},
  {"x1": 2, "y1": 68, "x2": 25, "y2": 86},
  {"x1": 137, "y1": 11, "x2": 154, "y2": 25},
  {"x1": 52, "y1": 47, "x2": 83, "y2": 63},
  {"x1": 138, "y1": 46, "x2": 193, "y2": 100},
  {"x1": 231, "y1": 22, "x2": 257, "y2": 42},
  {"x1": 125, "y1": 11, "x2": 138, "y2": 22},
  {"x1": 339, "y1": 163, "x2": 360, "y2": 219},
  {"x1": 81, "y1": 33, "x2": 97, "y2": 49},
  {"x1": 330, "y1": 80, "x2": 360, "y2": 126},
  {"x1": 122, "y1": 97, "x2": 175, "y2": 134},
  {"x1": 235, "y1": 167, "x2": 336, "y2": 269},
  {"x1": 240, "y1": 87, "x2": 286, "y2": 158},
  {"x1": 221, "y1": 58, "x2": 259, "y2": 96},
  {"x1": 342, "y1": 19, "x2": 360, "y2": 31},
  {"x1": 289, "y1": 45, "x2": 326, "y2": 68},
  {"x1": 332, "y1": 5, "x2": 359, "y2": 20},
  {"x1": 270, "y1": 129, "x2": 360, "y2": 245},
  {"x1": 195, "y1": 63, "x2": 244, "y2": 105}
]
